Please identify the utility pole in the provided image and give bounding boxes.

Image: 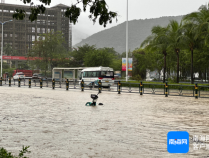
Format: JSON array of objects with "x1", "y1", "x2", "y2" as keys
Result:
[
  {"x1": 0, "y1": 20, "x2": 13, "y2": 77},
  {"x1": 126, "y1": 0, "x2": 128, "y2": 82}
]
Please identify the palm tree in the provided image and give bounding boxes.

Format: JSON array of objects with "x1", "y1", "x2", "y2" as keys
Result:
[
  {"x1": 183, "y1": 4, "x2": 209, "y2": 40},
  {"x1": 181, "y1": 22, "x2": 204, "y2": 84},
  {"x1": 141, "y1": 25, "x2": 169, "y2": 83},
  {"x1": 167, "y1": 20, "x2": 183, "y2": 83},
  {"x1": 183, "y1": 4, "x2": 209, "y2": 84}
]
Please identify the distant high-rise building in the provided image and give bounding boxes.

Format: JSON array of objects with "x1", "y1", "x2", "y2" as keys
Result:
[{"x1": 0, "y1": 3, "x2": 72, "y2": 56}]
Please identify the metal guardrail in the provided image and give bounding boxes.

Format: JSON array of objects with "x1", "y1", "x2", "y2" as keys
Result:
[
  {"x1": 198, "y1": 85, "x2": 209, "y2": 98},
  {"x1": 119, "y1": 81, "x2": 208, "y2": 99},
  {"x1": 1, "y1": 78, "x2": 208, "y2": 99},
  {"x1": 167, "y1": 84, "x2": 195, "y2": 97}
]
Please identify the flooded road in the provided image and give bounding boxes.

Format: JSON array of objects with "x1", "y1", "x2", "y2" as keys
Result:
[{"x1": 0, "y1": 86, "x2": 209, "y2": 157}]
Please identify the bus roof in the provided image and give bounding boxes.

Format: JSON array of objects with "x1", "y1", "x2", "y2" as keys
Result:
[{"x1": 81, "y1": 66, "x2": 113, "y2": 72}]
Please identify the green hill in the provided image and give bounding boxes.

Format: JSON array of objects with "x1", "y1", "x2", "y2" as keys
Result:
[{"x1": 74, "y1": 15, "x2": 183, "y2": 54}]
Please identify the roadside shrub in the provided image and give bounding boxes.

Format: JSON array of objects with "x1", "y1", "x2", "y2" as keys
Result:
[
  {"x1": 0, "y1": 146, "x2": 31, "y2": 158},
  {"x1": 131, "y1": 74, "x2": 142, "y2": 81},
  {"x1": 168, "y1": 76, "x2": 177, "y2": 83}
]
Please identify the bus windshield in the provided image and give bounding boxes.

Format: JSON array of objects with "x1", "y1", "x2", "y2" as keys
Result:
[{"x1": 100, "y1": 71, "x2": 114, "y2": 78}]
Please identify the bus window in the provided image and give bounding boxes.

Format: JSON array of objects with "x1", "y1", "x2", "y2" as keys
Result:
[
  {"x1": 92, "y1": 71, "x2": 100, "y2": 77},
  {"x1": 101, "y1": 71, "x2": 114, "y2": 78},
  {"x1": 83, "y1": 71, "x2": 100, "y2": 77}
]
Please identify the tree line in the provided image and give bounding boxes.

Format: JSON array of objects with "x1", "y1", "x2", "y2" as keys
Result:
[
  {"x1": 6, "y1": 3, "x2": 209, "y2": 83},
  {"x1": 139, "y1": 4, "x2": 209, "y2": 84},
  {"x1": 27, "y1": 31, "x2": 123, "y2": 76}
]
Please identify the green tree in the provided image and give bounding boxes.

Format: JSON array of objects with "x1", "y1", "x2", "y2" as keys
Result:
[
  {"x1": 109, "y1": 59, "x2": 121, "y2": 71},
  {"x1": 152, "y1": 51, "x2": 164, "y2": 80},
  {"x1": 182, "y1": 4, "x2": 209, "y2": 83},
  {"x1": 132, "y1": 48, "x2": 153, "y2": 79},
  {"x1": 141, "y1": 25, "x2": 170, "y2": 83},
  {"x1": 3, "y1": 44, "x2": 13, "y2": 56},
  {"x1": 3, "y1": 44, "x2": 20, "y2": 56},
  {"x1": 183, "y1": 4, "x2": 209, "y2": 41},
  {"x1": 138, "y1": 3, "x2": 209, "y2": 83},
  {"x1": 28, "y1": 31, "x2": 68, "y2": 75},
  {"x1": 70, "y1": 44, "x2": 96, "y2": 67},
  {"x1": 119, "y1": 51, "x2": 132, "y2": 59},
  {"x1": 167, "y1": 20, "x2": 183, "y2": 83},
  {"x1": 102, "y1": 47, "x2": 118, "y2": 57},
  {"x1": 13, "y1": 0, "x2": 117, "y2": 27},
  {"x1": 180, "y1": 22, "x2": 202, "y2": 84},
  {"x1": 0, "y1": 62, "x2": 9, "y2": 69},
  {"x1": 183, "y1": 4, "x2": 209, "y2": 82},
  {"x1": 0, "y1": 146, "x2": 30, "y2": 158},
  {"x1": 102, "y1": 47, "x2": 121, "y2": 70},
  {"x1": 84, "y1": 48, "x2": 114, "y2": 67}
]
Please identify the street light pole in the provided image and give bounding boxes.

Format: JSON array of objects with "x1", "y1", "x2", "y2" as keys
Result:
[
  {"x1": 126, "y1": 0, "x2": 128, "y2": 82},
  {"x1": 0, "y1": 20, "x2": 13, "y2": 77},
  {"x1": 1, "y1": 23, "x2": 3, "y2": 78}
]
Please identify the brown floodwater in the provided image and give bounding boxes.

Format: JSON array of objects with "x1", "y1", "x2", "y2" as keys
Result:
[{"x1": 0, "y1": 86, "x2": 209, "y2": 158}]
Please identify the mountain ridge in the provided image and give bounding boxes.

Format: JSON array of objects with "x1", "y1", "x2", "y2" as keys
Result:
[{"x1": 74, "y1": 15, "x2": 183, "y2": 54}]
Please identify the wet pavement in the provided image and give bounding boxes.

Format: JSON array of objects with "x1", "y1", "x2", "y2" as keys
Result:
[{"x1": 0, "y1": 86, "x2": 209, "y2": 158}]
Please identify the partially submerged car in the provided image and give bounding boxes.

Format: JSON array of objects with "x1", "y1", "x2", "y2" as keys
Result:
[
  {"x1": 32, "y1": 73, "x2": 47, "y2": 80},
  {"x1": 13, "y1": 72, "x2": 25, "y2": 80}
]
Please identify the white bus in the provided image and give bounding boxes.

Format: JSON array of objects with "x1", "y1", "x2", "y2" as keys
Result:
[{"x1": 79, "y1": 66, "x2": 115, "y2": 88}]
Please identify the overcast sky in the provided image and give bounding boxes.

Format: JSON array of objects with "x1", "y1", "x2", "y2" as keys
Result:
[{"x1": 5, "y1": 0, "x2": 209, "y2": 36}]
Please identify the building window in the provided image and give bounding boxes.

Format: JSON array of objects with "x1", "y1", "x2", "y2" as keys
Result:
[
  {"x1": 37, "y1": 28, "x2": 40, "y2": 33},
  {"x1": 41, "y1": 28, "x2": 45, "y2": 33},
  {"x1": 32, "y1": 35, "x2": 35, "y2": 41},
  {"x1": 32, "y1": 27, "x2": 35, "y2": 32}
]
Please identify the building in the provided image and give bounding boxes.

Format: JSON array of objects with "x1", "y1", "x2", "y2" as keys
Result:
[{"x1": 0, "y1": 3, "x2": 72, "y2": 56}]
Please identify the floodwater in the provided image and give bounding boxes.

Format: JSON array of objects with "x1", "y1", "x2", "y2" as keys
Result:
[{"x1": 0, "y1": 86, "x2": 209, "y2": 158}]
